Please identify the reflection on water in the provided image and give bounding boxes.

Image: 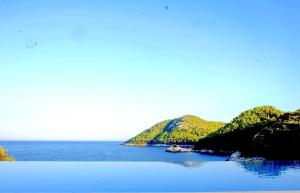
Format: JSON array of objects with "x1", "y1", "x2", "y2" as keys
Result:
[
  {"x1": 170, "y1": 160, "x2": 205, "y2": 168},
  {"x1": 170, "y1": 160, "x2": 300, "y2": 177},
  {"x1": 238, "y1": 161, "x2": 300, "y2": 177}
]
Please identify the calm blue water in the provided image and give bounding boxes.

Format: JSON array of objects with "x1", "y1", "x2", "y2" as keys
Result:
[
  {"x1": 0, "y1": 161, "x2": 300, "y2": 192},
  {"x1": 0, "y1": 141, "x2": 300, "y2": 192},
  {"x1": 0, "y1": 141, "x2": 227, "y2": 161}
]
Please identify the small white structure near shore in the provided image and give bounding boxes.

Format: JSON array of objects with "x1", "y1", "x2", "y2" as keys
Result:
[{"x1": 166, "y1": 145, "x2": 193, "y2": 153}]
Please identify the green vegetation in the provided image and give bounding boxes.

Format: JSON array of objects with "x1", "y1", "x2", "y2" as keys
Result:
[
  {"x1": 125, "y1": 115, "x2": 225, "y2": 145},
  {"x1": 126, "y1": 105, "x2": 300, "y2": 159},
  {"x1": 0, "y1": 146, "x2": 14, "y2": 161},
  {"x1": 251, "y1": 110, "x2": 300, "y2": 159},
  {"x1": 125, "y1": 119, "x2": 171, "y2": 145},
  {"x1": 196, "y1": 106, "x2": 300, "y2": 159}
]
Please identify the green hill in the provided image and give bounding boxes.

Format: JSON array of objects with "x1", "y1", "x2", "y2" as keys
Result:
[
  {"x1": 0, "y1": 146, "x2": 14, "y2": 161},
  {"x1": 125, "y1": 115, "x2": 225, "y2": 145},
  {"x1": 196, "y1": 106, "x2": 300, "y2": 159}
]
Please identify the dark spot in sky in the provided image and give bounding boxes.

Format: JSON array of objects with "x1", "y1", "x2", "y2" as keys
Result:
[
  {"x1": 71, "y1": 27, "x2": 86, "y2": 41},
  {"x1": 25, "y1": 37, "x2": 38, "y2": 49},
  {"x1": 256, "y1": 59, "x2": 261, "y2": 63},
  {"x1": 165, "y1": 5, "x2": 168, "y2": 10},
  {"x1": 18, "y1": 30, "x2": 22, "y2": 33},
  {"x1": 142, "y1": 10, "x2": 146, "y2": 15}
]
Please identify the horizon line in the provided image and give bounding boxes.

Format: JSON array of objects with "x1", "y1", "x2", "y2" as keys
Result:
[{"x1": 0, "y1": 139, "x2": 127, "y2": 141}]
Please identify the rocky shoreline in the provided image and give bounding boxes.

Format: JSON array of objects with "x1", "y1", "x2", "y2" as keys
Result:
[
  {"x1": 165, "y1": 145, "x2": 232, "y2": 155},
  {"x1": 165, "y1": 145, "x2": 267, "y2": 161}
]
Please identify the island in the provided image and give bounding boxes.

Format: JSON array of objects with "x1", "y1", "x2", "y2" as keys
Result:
[{"x1": 125, "y1": 106, "x2": 300, "y2": 160}]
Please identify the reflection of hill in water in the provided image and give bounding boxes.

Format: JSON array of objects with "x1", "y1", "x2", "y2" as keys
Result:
[
  {"x1": 170, "y1": 160, "x2": 205, "y2": 168},
  {"x1": 166, "y1": 160, "x2": 300, "y2": 176},
  {"x1": 238, "y1": 161, "x2": 300, "y2": 177},
  {"x1": 170, "y1": 160, "x2": 300, "y2": 175}
]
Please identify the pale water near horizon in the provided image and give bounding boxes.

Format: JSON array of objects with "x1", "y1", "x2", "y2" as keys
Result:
[{"x1": 0, "y1": 141, "x2": 300, "y2": 192}]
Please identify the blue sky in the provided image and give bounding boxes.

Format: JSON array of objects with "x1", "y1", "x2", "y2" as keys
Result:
[{"x1": 0, "y1": 0, "x2": 299, "y2": 140}]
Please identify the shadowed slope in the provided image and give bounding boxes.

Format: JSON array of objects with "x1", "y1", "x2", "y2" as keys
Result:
[{"x1": 196, "y1": 106, "x2": 300, "y2": 159}]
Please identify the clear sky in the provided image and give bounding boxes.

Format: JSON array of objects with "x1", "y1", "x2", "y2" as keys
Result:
[{"x1": 0, "y1": 0, "x2": 299, "y2": 140}]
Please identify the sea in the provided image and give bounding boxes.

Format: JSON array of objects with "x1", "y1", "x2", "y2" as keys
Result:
[
  {"x1": 0, "y1": 141, "x2": 300, "y2": 192},
  {"x1": 0, "y1": 140, "x2": 226, "y2": 162}
]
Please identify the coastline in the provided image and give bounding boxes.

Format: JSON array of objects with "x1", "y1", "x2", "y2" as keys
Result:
[
  {"x1": 123, "y1": 143, "x2": 194, "y2": 147},
  {"x1": 123, "y1": 143, "x2": 148, "y2": 146},
  {"x1": 123, "y1": 143, "x2": 172, "y2": 147}
]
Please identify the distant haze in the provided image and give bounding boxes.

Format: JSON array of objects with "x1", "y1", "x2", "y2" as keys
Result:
[{"x1": 0, "y1": 0, "x2": 299, "y2": 140}]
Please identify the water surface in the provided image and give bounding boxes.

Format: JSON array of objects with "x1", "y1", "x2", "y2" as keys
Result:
[
  {"x1": 1, "y1": 141, "x2": 300, "y2": 192},
  {"x1": 0, "y1": 141, "x2": 226, "y2": 161},
  {"x1": 0, "y1": 161, "x2": 300, "y2": 192}
]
